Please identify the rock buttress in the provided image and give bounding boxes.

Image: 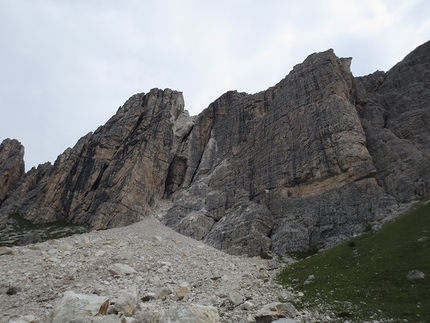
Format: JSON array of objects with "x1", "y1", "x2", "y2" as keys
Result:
[
  {"x1": 164, "y1": 49, "x2": 397, "y2": 255},
  {"x1": 0, "y1": 89, "x2": 194, "y2": 230}
]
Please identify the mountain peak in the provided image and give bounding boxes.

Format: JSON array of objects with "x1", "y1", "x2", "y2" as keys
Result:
[{"x1": 1, "y1": 41, "x2": 430, "y2": 255}]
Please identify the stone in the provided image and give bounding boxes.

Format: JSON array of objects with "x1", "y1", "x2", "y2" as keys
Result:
[
  {"x1": 254, "y1": 302, "x2": 297, "y2": 323},
  {"x1": 0, "y1": 209, "x2": 356, "y2": 322},
  {"x1": 303, "y1": 275, "x2": 315, "y2": 286},
  {"x1": 271, "y1": 319, "x2": 297, "y2": 323},
  {"x1": 160, "y1": 304, "x2": 220, "y2": 323},
  {"x1": 107, "y1": 263, "x2": 137, "y2": 276},
  {"x1": 19, "y1": 232, "x2": 42, "y2": 245},
  {"x1": 154, "y1": 286, "x2": 172, "y2": 300},
  {"x1": 141, "y1": 292, "x2": 157, "y2": 302},
  {"x1": 86, "y1": 316, "x2": 124, "y2": 323},
  {"x1": 175, "y1": 282, "x2": 191, "y2": 300},
  {"x1": 406, "y1": 270, "x2": 425, "y2": 280},
  {"x1": 0, "y1": 247, "x2": 13, "y2": 256},
  {"x1": 9, "y1": 315, "x2": 36, "y2": 323},
  {"x1": 135, "y1": 303, "x2": 164, "y2": 323},
  {"x1": 239, "y1": 301, "x2": 254, "y2": 311},
  {"x1": 6, "y1": 286, "x2": 21, "y2": 295},
  {"x1": 49, "y1": 291, "x2": 109, "y2": 323},
  {"x1": 227, "y1": 290, "x2": 243, "y2": 306},
  {"x1": 114, "y1": 287, "x2": 138, "y2": 316}
]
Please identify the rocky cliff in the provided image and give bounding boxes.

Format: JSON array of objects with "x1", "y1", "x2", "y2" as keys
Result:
[
  {"x1": 1, "y1": 41, "x2": 429, "y2": 255},
  {"x1": 0, "y1": 89, "x2": 193, "y2": 230},
  {"x1": 0, "y1": 139, "x2": 24, "y2": 202}
]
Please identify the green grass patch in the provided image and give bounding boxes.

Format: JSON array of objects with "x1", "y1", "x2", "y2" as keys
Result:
[
  {"x1": 288, "y1": 244, "x2": 320, "y2": 261},
  {"x1": 278, "y1": 200, "x2": 430, "y2": 322},
  {"x1": 0, "y1": 213, "x2": 88, "y2": 247}
]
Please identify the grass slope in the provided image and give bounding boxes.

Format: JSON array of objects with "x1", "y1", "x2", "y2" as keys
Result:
[
  {"x1": 0, "y1": 213, "x2": 88, "y2": 247},
  {"x1": 278, "y1": 200, "x2": 430, "y2": 322}
]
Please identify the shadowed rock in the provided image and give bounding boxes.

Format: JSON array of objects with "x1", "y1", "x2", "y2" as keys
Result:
[{"x1": 0, "y1": 139, "x2": 25, "y2": 203}]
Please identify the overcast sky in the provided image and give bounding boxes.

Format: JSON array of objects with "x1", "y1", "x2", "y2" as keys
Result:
[{"x1": 1, "y1": 0, "x2": 429, "y2": 170}]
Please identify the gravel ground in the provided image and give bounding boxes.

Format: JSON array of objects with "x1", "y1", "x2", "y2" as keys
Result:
[{"x1": 0, "y1": 203, "x2": 311, "y2": 323}]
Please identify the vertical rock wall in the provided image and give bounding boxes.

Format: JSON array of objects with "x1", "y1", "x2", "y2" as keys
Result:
[
  {"x1": 1, "y1": 41, "x2": 430, "y2": 255},
  {"x1": 0, "y1": 89, "x2": 193, "y2": 230},
  {"x1": 0, "y1": 139, "x2": 25, "y2": 203}
]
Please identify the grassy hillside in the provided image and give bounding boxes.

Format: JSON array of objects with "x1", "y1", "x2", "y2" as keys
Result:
[
  {"x1": 278, "y1": 200, "x2": 430, "y2": 322},
  {"x1": 0, "y1": 213, "x2": 88, "y2": 247}
]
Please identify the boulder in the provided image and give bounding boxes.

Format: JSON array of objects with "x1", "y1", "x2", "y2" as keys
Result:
[
  {"x1": 406, "y1": 270, "x2": 425, "y2": 280},
  {"x1": 114, "y1": 287, "x2": 138, "y2": 316},
  {"x1": 19, "y1": 232, "x2": 42, "y2": 245},
  {"x1": 227, "y1": 290, "x2": 243, "y2": 306},
  {"x1": 8, "y1": 315, "x2": 36, "y2": 323},
  {"x1": 49, "y1": 291, "x2": 109, "y2": 323},
  {"x1": 271, "y1": 319, "x2": 298, "y2": 323},
  {"x1": 160, "y1": 304, "x2": 220, "y2": 323},
  {"x1": 0, "y1": 247, "x2": 13, "y2": 256},
  {"x1": 254, "y1": 302, "x2": 297, "y2": 323},
  {"x1": 107, "y1": 263, "x2": 137, "y2": 276},
  {"x1": 175, "y1": 282, "x2": 191, "y2": 300}
]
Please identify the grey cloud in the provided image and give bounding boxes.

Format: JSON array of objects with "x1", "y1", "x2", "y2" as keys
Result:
[{"x1": 0, "y1": 0, "x2": 429, "y2": 169}]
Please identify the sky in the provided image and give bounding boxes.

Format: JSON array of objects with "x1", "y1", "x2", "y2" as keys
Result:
[{"x1": 1, "y1": 0, "x2": 429, "y2": 170}]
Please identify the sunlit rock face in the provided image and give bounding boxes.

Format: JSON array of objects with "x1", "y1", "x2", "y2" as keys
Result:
[
  {"x1": 165, "y1": 42, "x2": 430, "y2": 255},
  {"x1": 164, "y1": 49, "x2": 390, "y2": 255},
  {"x1": 0, "y1": 89, "x2": 193, "y2": 230},
  {"x1": 1, "y1": 41, "x2": 430, "y2": 255}
]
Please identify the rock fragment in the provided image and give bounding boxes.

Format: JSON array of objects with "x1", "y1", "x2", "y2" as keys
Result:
[
  {"x1": 0, "y1": 247, "x2": 13, "y2": 256},
  {"x1": 407, "y1": 270, "x2": 425, "y2": 280},
  {"x1": 175, "y1": 282, "x2": 191, "y2": 300},
  {"x1": 114, "y1": 287, "x2": 138, "y2": 317},
  {"x1": 227, "y1": 290, "x2": 243, "y2": 306},
  {"x1": 108, "y1": 263, "x2": 137, "y2": 276},
  {"x1": 303, "y1": 274, "x2": 314, "y2": 286},
  {"x1": 49, "y1": 291, "x2": 109, "y2": 323},
  {"x1": 254, "y1": 302, "x2": 297, "y2": 323},
  {"x1": 9, "y1": 315, "x2": 36, "y2": 323},
  {"x1": 160, "y1": 304, "x2": 220, "y2": 323}
]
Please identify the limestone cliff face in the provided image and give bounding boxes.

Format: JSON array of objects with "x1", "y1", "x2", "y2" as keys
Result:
[
  {"x1": 356, "y1": 41, "x2": 430, "y2": 202},
  {"x1": 0, "y1": 89, "x2": 193, "y2": 229},
  {"x1": 1, "y1": 41, "x2": 430, "y2": 255},
  {"x1": 163, "y1": 49, "x2": 395, "y2": 255},
  {"x1": 0, "y1": 139, "x2": 25, "y2": 203}
]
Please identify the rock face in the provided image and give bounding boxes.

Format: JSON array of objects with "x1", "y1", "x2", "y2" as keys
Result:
[
  {"x1": 0, "y1": 89, "x2": 193, "y2": 230},
  {"x1": 163, "y1": 49, "x2": 395, "y2": 255},
  {"x1": 1, "y1": 41, "x2": 430, "y2": 255},
  {"x1": 0, "y1": 139, "x2": 25, "y2": 203},
  {"x1": 0, "y1": 139, "x2": 25, "y2": 229},
  {"x1": 355, "y1": 42, "x2": 430, "y2": 202}
]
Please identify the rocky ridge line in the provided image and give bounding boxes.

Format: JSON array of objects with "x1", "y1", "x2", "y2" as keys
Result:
[{"x1": 1, "y1": 41, "x2": 430, "y2": 256}]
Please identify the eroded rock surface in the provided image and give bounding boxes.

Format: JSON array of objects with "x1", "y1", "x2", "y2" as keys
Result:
[
  {"x1": 164, "y1": 44, "x2": 430, "y2": 255},
  {"x1": 1, "y1": 41, "x2": 430, "y2": 255},
  {"x1": 0, "y1": 139, "x2": 24, "y2": 203},
  {"x1": 0, "y1": 89, "x2": 193, "y2": 230}
]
